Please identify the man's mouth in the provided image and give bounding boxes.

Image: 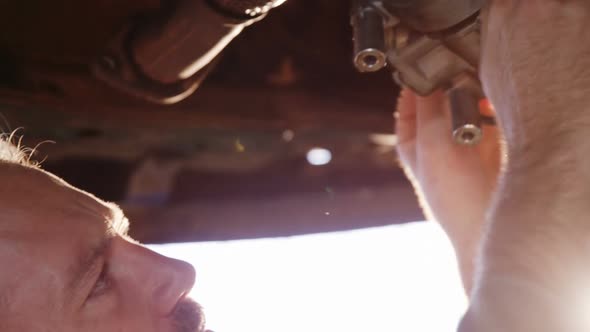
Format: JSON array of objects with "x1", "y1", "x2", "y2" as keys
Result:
[{"x1": 170, "y1": 297, "x2": 207, "y2": 332}]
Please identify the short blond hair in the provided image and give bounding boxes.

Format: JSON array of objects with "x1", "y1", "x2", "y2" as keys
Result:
[{"x1": 0, "y1": 132, "x2": 37, "y2": 167}]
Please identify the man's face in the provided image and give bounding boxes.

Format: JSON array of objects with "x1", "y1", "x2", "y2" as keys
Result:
[{"x1": 0, "y1": 163, "x2": 205, "y2": 332}]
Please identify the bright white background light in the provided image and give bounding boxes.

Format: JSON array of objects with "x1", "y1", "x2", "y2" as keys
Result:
[
  {"x1": 306, "y1": 148, "x2": 332, "y2": 166},
  {"x1": 151, "y1": 222, "x2": 467, "y2": 332}
]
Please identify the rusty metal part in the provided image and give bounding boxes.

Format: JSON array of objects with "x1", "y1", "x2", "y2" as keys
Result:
[
  {"x1": 131, "y1": 0, "x2": 258, "y2": 84},
  {"x1": 91, "y1": 22, "x2": 215, "y2": 105},
  {"x1": 383, "y1": 0, "x2": 484, "y2": 32},
  {"x1": 93, "y1": 0, "x2": 282, "y2": 104},
  {"x1": 388, "y1": 13, "x2": 481, "y2": 96},
  {"x1": 351, "y1": 0, "x2": 483, "y2": 95},
  {"x1": 351, "y1": 0, "x2": 490, "y2": 144}
]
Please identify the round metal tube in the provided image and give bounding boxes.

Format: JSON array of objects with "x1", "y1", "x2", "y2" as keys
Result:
[
  {"x1": 448, "y1": 86, "x2": 482, "y2": 146},
  {"x1": 352, "y1": 4, "x2": 387, "y2": 72}
]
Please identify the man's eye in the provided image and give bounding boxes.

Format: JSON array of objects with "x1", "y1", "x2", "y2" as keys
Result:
[{"x1": 89, "y1": 264, "x2": 111, "y2": 299}]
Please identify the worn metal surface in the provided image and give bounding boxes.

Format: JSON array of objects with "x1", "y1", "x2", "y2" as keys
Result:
[{"x1": 351, "y1": 0, "x2": 489, "y2": 146}]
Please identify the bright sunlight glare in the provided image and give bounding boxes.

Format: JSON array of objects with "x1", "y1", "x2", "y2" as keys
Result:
[
  {"x1": 150, "y1": 222, "x2": 467, "y2": 332},
  {"x1": 306, "y1": 147, "x2": 332, "y2": 166}
]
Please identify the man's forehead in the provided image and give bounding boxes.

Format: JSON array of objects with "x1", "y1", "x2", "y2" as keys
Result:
[{"x1": 0, "y1": 163, "x2": 129, "y2": 235}]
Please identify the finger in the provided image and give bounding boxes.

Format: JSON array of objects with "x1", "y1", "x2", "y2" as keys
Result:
[
  {"x1": 479, "y1": 99, "x2": 495, "y2": 117},
  {"x1": 479, "y1": 122, "x2": 502, "y2": 181},
  {"x1": 415, "y1": 90, "x2": 453, "y2": 147},
  {"x1": 395, "y1": 89, "x2": 417, "y2": 170},
  {"x1": 395, "y1": 88, "x2": 417, "y2": 144}
]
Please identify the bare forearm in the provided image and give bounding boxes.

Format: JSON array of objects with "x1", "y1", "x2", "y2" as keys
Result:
[
  {"x1": 462, "y1": 142, "x2": 590, "y2": 331},
  {"x1": 436, "y1": 212, "x2": 482, "y2": 296},
  {"x1": 460, "y1": 0, "x2": 590, "y2": 330},
  {"x1": 419, "y1": 162, "x2": 497, "y2": 295},
  {"x1": 425, "y1": 185, "x2": 492, "y2": 295}
]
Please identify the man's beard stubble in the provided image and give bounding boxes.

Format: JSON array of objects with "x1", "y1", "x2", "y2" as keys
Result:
[{"x1": 170, "y1": 298, "x2": 208, "y2": 332}]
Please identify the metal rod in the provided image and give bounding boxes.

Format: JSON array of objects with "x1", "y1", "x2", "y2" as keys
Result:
[
  {"x1": 351, "y1": 1, "x2": 387, "y2": 72},
  {"x1": 448, "y1": 86, "x2": 482, "y2": 146}
]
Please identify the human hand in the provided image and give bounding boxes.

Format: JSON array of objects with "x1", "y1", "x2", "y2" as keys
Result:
[
  {"x1": 459, "y1": 2, "x2": 590, "y2": 331},
  {"x1": 396, "y1": 89, "x2": 501, "y2": 293},
  {"x1": 480, "y1": 0, "x2": 590, "y2": 156}
]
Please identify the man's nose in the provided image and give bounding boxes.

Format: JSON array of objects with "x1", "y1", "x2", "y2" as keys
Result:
[
  {"x1": 119, "y1": 239, "x2": 197, "y2": 315},
  {"x1": 150, "y1": 254, "x2": 196, "y2": 315}
]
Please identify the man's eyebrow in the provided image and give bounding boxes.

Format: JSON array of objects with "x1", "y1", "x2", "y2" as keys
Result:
[
  {"x1": 65, "y1": 237, "x2": 112, "y2": 304},
  {"x1": 104, "y1": 202, "x2": 130, "y2": 236}
]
